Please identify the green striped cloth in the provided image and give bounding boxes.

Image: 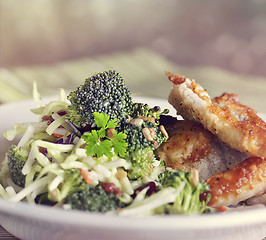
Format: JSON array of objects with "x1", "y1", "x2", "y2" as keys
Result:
[{"x1": 0, "y1": 48, "x2": 265, "y2": 113}]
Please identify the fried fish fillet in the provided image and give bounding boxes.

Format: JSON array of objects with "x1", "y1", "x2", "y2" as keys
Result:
[
  {"x1": 157, "y1": 116, "x2": 248, "y2": 181},
  {"x1": 202, "y1": 156, "x2": 266, "y2": 206},
  {"x1": 165, "y1": 72, "x2": 266, "y2": 206},
  {"x1": 167, "y1": 72, "x2": 266, "y2": 158}
]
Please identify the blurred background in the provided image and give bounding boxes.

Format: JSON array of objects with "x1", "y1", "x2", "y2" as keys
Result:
[
  {"x1": 0, "y1": 0, "x2": 265, "y2": 112},
  {"x1": 1, "y1": 0, "x2": 266, "y2": 77}
]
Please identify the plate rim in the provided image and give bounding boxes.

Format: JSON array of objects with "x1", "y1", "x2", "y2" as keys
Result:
[{"x1": 0, "y1": 198, "x2": 265, "y2": 231}]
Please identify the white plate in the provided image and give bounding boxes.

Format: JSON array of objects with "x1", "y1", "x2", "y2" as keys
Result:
[{"x1": 0, "y1": 97, "x2": 265, "y2": 240}]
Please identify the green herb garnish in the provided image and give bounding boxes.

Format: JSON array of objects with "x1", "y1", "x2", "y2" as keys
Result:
[{"x1": 81, "y1": 112, "x2": 127, "y2": 158}]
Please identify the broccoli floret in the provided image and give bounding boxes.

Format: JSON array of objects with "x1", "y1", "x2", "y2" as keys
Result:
[
  {"x1": 67, "y1": 70, "x2": 133, "y2": 127},
  {"x1": 119, "y1": 120, "x2": 167, "y2": 180},
  {"x1": 157, "y1": 169, "x2": 188, "y2": 188},
  {"x1": 7, "y1": 145, "x2": 28, "y2": 187},
  {"x1": 122, "y1": 121, "x2": 152, "y2": 151},
  {"x1": 131, "y1": 102, "x2": 169, "y2": 123},
  {"x1": 156, "y1": 169, "x2": 210, "y2": 214},
  {"x1": 123, "y1": 121, "x2": 167, "y2": 153},
  {"x1": 65, "y1": 184, "x2": 126, "y2": 212},
  {"x1": 48, "y1": 169, "x2": 87, "y2": 203},
  {"x1": 127, "y1": 147, "x2": 155, "y2": 180}
]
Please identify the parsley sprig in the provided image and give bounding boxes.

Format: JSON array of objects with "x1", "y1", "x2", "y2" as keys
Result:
[{"x1": 81, "y1": 112, "x2": 127, "y2": 158}]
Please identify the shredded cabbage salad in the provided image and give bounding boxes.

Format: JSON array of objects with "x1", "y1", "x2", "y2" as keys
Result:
[{"x1": 0, "y1": 85, "x2": 210, "y2": 216}]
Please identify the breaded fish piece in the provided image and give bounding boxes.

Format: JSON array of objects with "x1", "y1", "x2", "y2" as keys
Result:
[
  {"x1": 157, "y1": 117, "x2": 248, "y2": 180},
  {"x1": 202, "y1": 156, "x2": 266, "y2": 206},
  {"x1": 167, "y1": 72, "x2": 266, "y2": 158}
]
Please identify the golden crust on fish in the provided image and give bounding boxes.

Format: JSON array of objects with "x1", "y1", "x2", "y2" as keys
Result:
[
  {"x1": 167, "y1": 72, "x2": 266, "y2": 158},
  {"x1": 202, "y1": 157, "x2": 266, "y2": 206},
  {"x1": 157, "y1": 117, "x2": 248, "y2": 180}
]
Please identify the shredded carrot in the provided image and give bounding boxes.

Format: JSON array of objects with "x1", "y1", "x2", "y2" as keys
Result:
[
  {"x1": 52, "y1": 133, "x2": 64, "y2": 138},
  {"x1": 80, "y1": 169, "x2": 93, "y2": 185},
  {"x1": 212, "y1": 205, "x2": 228, "y2": 212}
]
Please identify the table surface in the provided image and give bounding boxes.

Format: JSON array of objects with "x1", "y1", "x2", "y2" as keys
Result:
[{"x1": 0, "y1": 48, "x2": 265, "y2": 240}]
